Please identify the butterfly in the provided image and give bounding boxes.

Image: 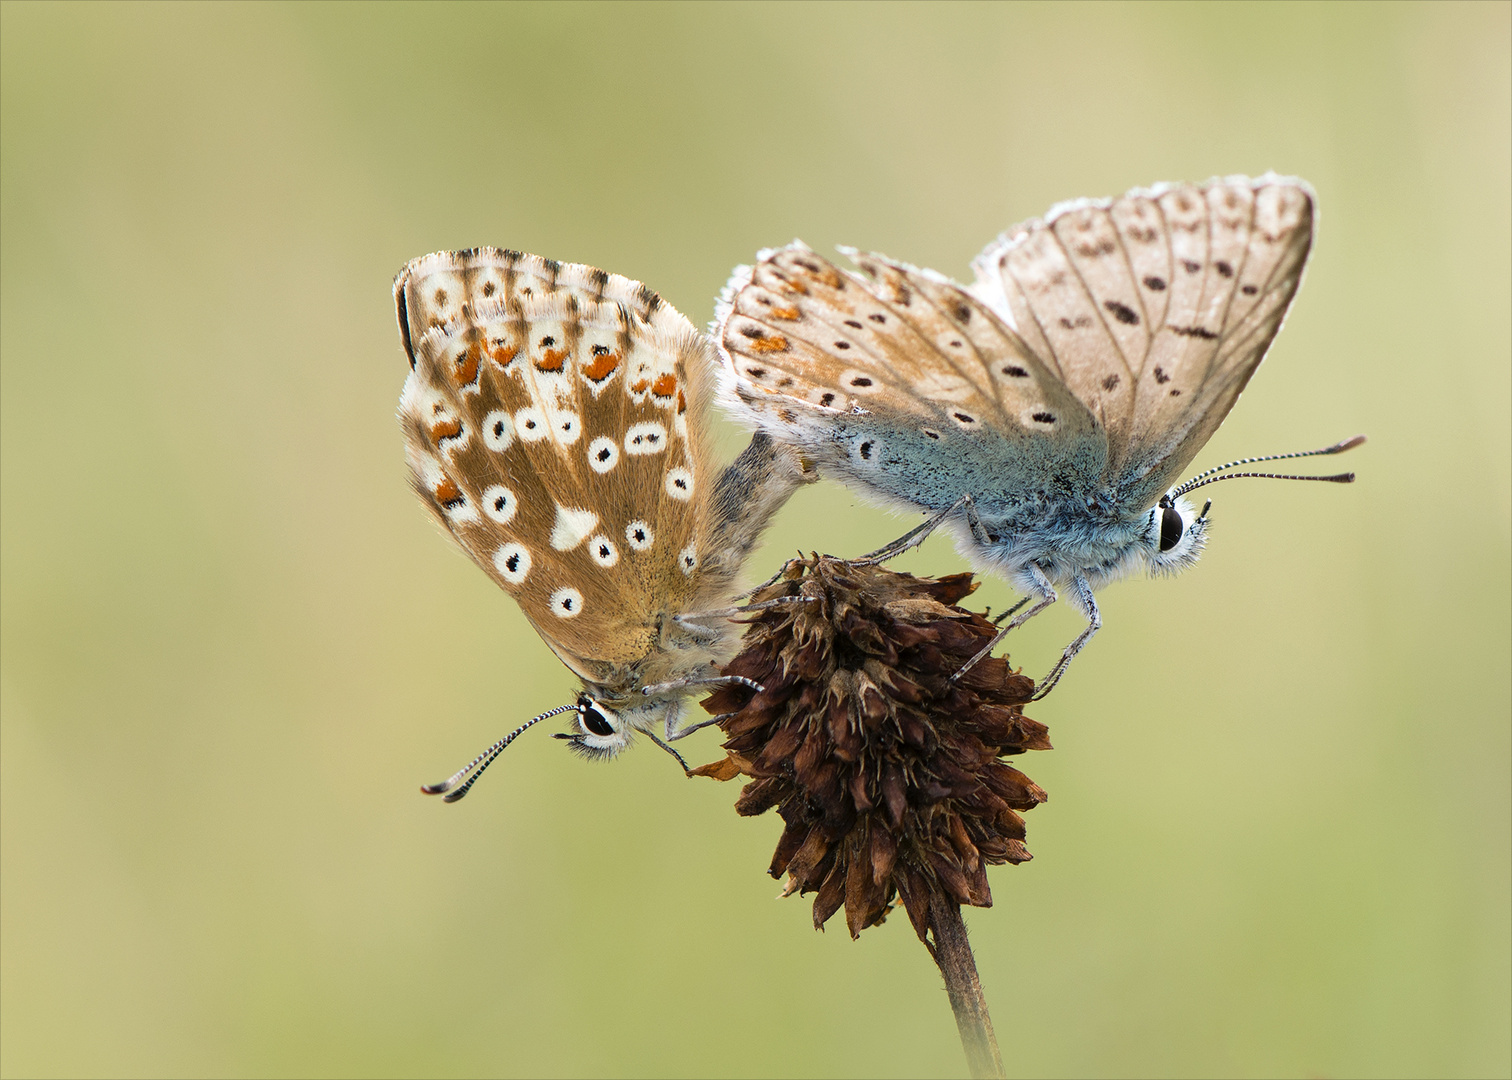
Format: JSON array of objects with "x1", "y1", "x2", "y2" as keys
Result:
[
  {"x1": 396, "y1": 248, "x2": 811, "y2": 799},
  {"x1": 714, "y1": 174, "x2": 1363, "y2": 697}
]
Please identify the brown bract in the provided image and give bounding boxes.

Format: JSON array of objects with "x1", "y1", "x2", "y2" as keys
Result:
[{"x1": 695, "y1": 555, "x2": 1051, "y2": 941}]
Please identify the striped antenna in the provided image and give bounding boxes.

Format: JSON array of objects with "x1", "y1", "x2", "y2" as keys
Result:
[
  {"x1": 1170, "y1": 435, "x2": 1365, "y2": 501},
  {"x1": 421, "y1": 702, "x2": 577, "y2": 804}
]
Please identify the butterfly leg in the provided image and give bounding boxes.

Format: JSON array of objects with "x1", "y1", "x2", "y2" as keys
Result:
[
  {"x1": 674, "y1": 595, "x2": 818, "y2": 628},
  {"x1": 642, "y1": 674, "x2": 763, "y2": 697},
  {"x1": 644, "y1": 725, "x2": 693, "y2": 772},
  {"x1": 855, "y1": 493, "x2": 981, "y2": 565},
  {"x1": 990, "y1": 595, "x2": 1032, "y2": 626},
  {"x1": 663, "y1": 709, "x2": 738, "y2": 742},
  {"x1": 1030, "y1": 575, "x2": 1100, "y2": 701},
  {"x1": 949, "y1": 564, "x2": 1058, "y2": 684}
]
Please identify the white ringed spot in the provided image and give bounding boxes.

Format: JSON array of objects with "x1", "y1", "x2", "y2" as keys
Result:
[
  {"x1": 481, "y1": 485, "x2": 518, "y2": 525},
  {"x1": 550, "y1": 505, "x2": 599, "y2": 551},
  {"x1": 665, "y1": 466, "x2": 694, "y2": 500},
  {"x1": 586, "y1": 534, "x2": 619, "y2": 567},
  {"x1": 850, "y1": 436, "x2": 883, "y2": 466},
  {"x1": 494, "y1": 542, "x2": 531, "y2": 585},
  {"x1": 482, "y1": 410, "x2": 514, "y2": 452},
  {"x1": 551, "y1": 410, "x2": 582, "y2": 446},
  {"x1": 678, "y1": 542, "x2": 698, "y2": 575},
  {"x1": 549, "y1": 587, "x2": 584, "y2": 619},
  {"x1": 514, "y1": 406, "x2": 549, "y2": 442},
  {"x1": 624, "y1": 421, "x2": 668, "y2": 455},
  {"x1": 625, "y1": 520, "x2": 654, "y2": 551},
  {"x1": 587, "y1": 436, "x2": 620, "y2": 473}
]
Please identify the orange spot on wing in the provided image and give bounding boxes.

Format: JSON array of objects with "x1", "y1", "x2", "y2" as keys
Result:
[
  {"x1": 535, "y1": 347, "x2": 568, "y2": 372},
  {"x1": 429, "y1": 417, "x2": 463, "y2": 444},
  {"x1": 434, "y1": 477, "x2": 464, "y2": 506},
  {"x1": 651, "y1": 373, "x2": 677, "y2": 399},
  {"x1": 676, "y1": 390, "x2": 686, "y2": 413},
  {"x1": 487, "y1": 341, "x2": 518, "y2": 367},
  {"x1": 451, "y1": 346, "x2": 480, "y2": 386},
  {"x1": 583, "y1": 351, "x2": 621, "y2": 381},
  {"x1": 748, "y1": 335, "x2": 789, "y2": 353},
  {"x1": 780, "y1": 276, "x2": 808, "y2": 295},
  {"x1": 771, "y1": 306, "x2": 801, "y2": 320},
  {"x1": 630, "y1": 379, "x2": 650, "y2": 393}
]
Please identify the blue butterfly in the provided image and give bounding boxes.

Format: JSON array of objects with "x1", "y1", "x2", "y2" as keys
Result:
[{"x1": 715, "y1": 175, "x2": 1362, "y2": 697}]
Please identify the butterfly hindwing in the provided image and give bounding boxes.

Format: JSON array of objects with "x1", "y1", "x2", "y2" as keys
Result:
[{"x1": 397, "y1": 249, "x2": 714, "y2": 686}]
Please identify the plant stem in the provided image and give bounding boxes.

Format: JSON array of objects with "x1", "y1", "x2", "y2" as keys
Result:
[{"x1": 929, "y1": 899, "x2": 1005, "y2": 1079}]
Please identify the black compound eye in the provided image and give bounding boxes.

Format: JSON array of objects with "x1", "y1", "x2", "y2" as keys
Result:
[
  {"x1": 1159, "y1": 504, "x2": 1185, "y2": 552},
  {"x1": 580, "y1": 705, "x2": 614, "y2": 738}
]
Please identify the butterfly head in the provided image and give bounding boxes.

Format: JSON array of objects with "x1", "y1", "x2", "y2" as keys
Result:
[
  {"x1": 551, "y1": 691, "x2": 664, "y2": 761},
  {"x1": 1143, "y1": 492, "x2": 1209, "y2": 577}
]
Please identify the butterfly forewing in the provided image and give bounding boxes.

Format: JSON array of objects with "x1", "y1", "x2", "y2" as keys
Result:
[
  {"x1": 971, "y1": 176, "x2": 1314, "y2": 503},
  {"x1": 718, "y1": 244, "x2": 1107, "y2": 513},
  {"x1": 397, "y1": 249, "x2": 711, "y2": 686}
]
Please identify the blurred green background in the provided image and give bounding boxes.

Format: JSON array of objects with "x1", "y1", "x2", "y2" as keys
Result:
[{"x1": 2, "y1": 2, "x2": 1508, "y2": 1077}]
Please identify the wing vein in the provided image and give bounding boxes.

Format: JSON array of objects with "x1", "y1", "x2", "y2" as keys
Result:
[{"x1": 1050, "y1": 225, "x2": 1137, "y2": 379}]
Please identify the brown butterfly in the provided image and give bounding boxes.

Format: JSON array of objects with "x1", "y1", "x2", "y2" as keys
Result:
[
  {"x1": 396, "y1": 249, "x2": 810, "y2": 799},
  {"x1": 714, "y1": 175, "x2": 1363, "y2": 697}
]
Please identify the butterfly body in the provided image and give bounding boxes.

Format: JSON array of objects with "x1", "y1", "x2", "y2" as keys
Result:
[
  {"x1": 397, "y1": 248, "x2": 808, "y2": 764},
  {"x1": 774, "y1": 404, "x2": 1209, "y2": 611},
  {"x1": 716, "y1": 175, "x2": 1351, "y2": 693}
]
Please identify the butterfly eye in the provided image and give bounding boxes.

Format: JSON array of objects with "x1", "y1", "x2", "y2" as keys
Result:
[
  {"x1": 580, "y1": 705, "x2": 615, "y2": 738},
  {"x1": 1159, "y1": 504, "x2": 1185, "y2": 552}
]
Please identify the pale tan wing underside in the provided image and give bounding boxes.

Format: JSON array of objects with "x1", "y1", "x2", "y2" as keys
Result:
[
  {"x1": 971, "y1": 176, "x2": 1314, "y2": 500},
  {"x1": 717, "y1": 242, "x2": 1100, "y2": 450},
  {"x1": 396, "y1": 249, "x2": 716, "y2": 685}
]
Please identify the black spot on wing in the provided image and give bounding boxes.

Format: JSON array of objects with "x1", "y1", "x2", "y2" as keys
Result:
[{"x1": 1103, "y1": 300, "x2": 1140, "y2": 325}]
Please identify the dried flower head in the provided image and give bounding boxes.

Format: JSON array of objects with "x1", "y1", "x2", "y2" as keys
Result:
[{"x1": 695, "y1": 555, "x2": 1051, "y2": 940}]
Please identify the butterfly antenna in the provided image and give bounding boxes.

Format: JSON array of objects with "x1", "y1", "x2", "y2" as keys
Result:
[
  {"x1": 1171, "y1": 435, "x2": 1365, "y2": 500},
  {"x1": 421, "y1": 703, "x2": 576, "y2": 803}
]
